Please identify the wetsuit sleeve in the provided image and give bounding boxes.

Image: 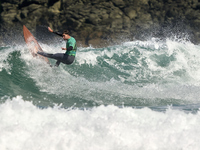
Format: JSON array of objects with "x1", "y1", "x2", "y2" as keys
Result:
[
  {"x1": 53, "y1": 31, "x2": 62, "y2": 37},
  {"x1": 67, "y1": 40, "x2": 75, "y2": 51},
  {"x1": 67, "y1": 46, "x2": 73, "y2": 51}
]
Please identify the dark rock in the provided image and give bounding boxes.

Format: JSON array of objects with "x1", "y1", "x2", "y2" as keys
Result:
[
  {"x1": 1, "y1": 0, "x2": 200, "y2": 46},
  {"x1": 112, "y1": 0, "x2": 125, "y2": 8},
  {"x1": 124, "y1": 7, "x2": 137, "y2": 20}
]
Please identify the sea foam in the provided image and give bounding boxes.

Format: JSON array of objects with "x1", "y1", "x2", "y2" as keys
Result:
[{"x1": 0, "y1": 96, "x2": 200, "y2": 150}]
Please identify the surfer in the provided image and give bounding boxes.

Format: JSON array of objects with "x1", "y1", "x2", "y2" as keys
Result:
[{"x1": 37, "y1": 27, "x2": 77, "y2": 67}]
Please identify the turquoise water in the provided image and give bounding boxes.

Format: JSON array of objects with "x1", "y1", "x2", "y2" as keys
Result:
[
  {"x1": 1, "y1": 38, "x2": 200, "y2": 110},
  {"x1": 1, "y1": 37, "x2": 200, "y2": 149}
]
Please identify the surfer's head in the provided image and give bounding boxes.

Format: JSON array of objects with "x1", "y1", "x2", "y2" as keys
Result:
[{"x1": 62, "y1": 30, "x2": 70, "y2": 40}]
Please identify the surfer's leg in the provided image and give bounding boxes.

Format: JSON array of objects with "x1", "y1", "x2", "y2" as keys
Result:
[
  {"x1": 38, "y1": 52, "x2": 64, "y2": 60},
  {"x1": 38, "y1": 52, "x2": 74, "y2": 66},
  {"x1": 37, "y1": 52, "x2": 54, "y2": 58},
  {"x1": 51, "y1": 53, "x2": 64, "y2": 60},
  {"x1": 55, "y1": 60, "x2": 61, "y2": 67},
  {"x1": 62, "y1": 55, "x2": 75, "y2": 65}
]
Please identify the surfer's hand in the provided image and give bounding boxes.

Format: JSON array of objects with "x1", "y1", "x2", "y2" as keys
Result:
[
  {"x1": 62, "y1": 47, "x2": 67, "y2": 50},
  {"x1": 48, "y1": 27, "x2": 53, "y2": 32}
]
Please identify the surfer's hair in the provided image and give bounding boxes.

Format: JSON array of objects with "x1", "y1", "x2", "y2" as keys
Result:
[{"x1": 62, "y1": 30, "x2": 70, "y2": 35}]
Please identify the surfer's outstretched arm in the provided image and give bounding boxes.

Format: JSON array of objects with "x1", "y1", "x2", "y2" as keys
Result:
[{"x1": 48, "y1": 27, "x2": 62, "y2": 37}]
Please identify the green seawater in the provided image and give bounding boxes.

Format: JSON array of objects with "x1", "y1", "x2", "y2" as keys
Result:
[{"x1": 1, "y1": 39, "x2": 200, "y2": 112}]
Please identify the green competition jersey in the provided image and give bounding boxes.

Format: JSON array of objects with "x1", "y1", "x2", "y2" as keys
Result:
[{"x1": 65, "y1": 36, "x2": 77, "y2": 56}]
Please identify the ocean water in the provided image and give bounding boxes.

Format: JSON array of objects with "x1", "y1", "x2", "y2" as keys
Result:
[{"x1": 1, "y1": 37, "x2": 200, "y2": 149}]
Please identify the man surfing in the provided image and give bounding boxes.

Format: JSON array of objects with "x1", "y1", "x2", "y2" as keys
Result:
[{"x1": 37, "y1": 27, "x2": 77, "y2": 67}]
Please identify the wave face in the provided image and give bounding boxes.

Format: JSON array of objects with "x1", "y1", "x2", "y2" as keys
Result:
[
  {"x1": 1, "y1": 38, "x2": 200, "y2": 108},
  {"x1": 1, "y1": 38, "x2": 200, "y2": 149}
]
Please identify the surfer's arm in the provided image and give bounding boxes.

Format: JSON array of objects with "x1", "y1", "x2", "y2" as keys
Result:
[
  {"x1": 62, "y1": 46, "x2": 73, "y2": 51},
  {"x1": 48, "y1": 27, "x2": 62, "y2": 36},
  {"x1": 53, "y1": 31, "x2": 62, "y2": 36}
]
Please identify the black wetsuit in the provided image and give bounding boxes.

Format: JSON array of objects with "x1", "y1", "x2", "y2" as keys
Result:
[
  {"x1": 37, "y1": 31, "x2": 77, "y2": 67},
  {"x1": 37, "y1": 52, "x2": 75, "y2": 66}
]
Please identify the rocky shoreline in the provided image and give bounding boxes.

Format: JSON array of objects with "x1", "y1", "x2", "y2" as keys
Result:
[{"x1": 1, "y1": 0, "x2": 200, "y2": 47}]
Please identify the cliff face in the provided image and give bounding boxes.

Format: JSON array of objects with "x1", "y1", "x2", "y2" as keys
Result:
[{"x1": 1, "y1": 0, "x2": 200, "y2": 46}]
